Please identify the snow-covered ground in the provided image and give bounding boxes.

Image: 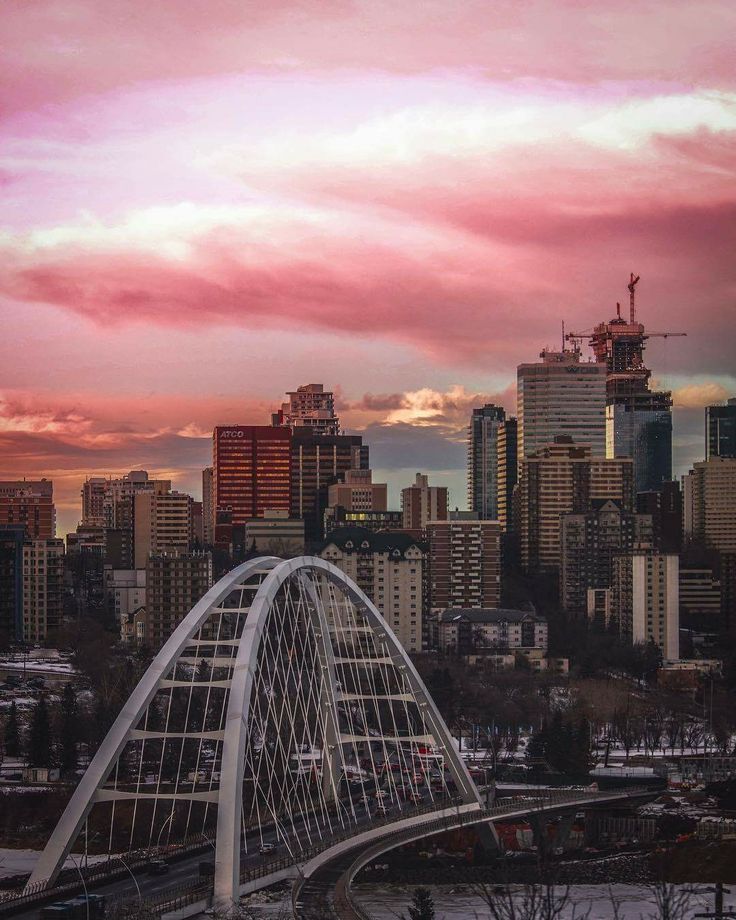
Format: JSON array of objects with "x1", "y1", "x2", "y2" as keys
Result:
[
  {"x1": 354, "y1": 883, "x2": 736, "y2": 919},
  {"x1": 195, "y1": 883, "x2": 736, "y2": 919},
  {"x1": 0, "y1": 848, "x2": 110, "y2": 880}
]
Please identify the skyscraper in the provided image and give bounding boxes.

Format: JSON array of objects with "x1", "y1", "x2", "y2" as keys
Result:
[
  {"x1": 468, "y1": 404, "x2": 505, "y2": 520},
  {"x1": 213, "y1": 426, "x2": 292, "y2": 548},
  {"x1": 402, "y1": 473, "x2": 448, "y2": 531},
  {"x1": 102, "y1": 471, "x2": 171, "y2": 528},
  {"x1": 145, "y1": 552, "x2": 212, "y2": 647},
  {"x1": 81, "y1": 477, "x2": 107, "y2": 526},
  {"x1": 517, "y1": 347, "x2": 607, "y2": 459},
  {"x1": 133, "y1": 490, "x2": 193, "y2": 568},
  {"x1": 0, "y1": 480, "x2": 56, "y2": 539},
  {"x1": 560, "y1": 500, "x2": 653, "y2": 618},
  {"x1": 22, "y1": 538, "x2": 65, "y2": 641},
  {"x1": 202, "y1": 466, "x2": 214, "y2": 545},
  {"x1": 706, "y1": 398, "x2": 736, "y2": 460},
  {"x1": 290, "y1": 429, "x2": 368, "y2": 540},
  {"x1": 683, "y1": 458, "x2": 736, "y2": 553},
  {"x1": 497, "y1": 417, "x2": 518, "y2": 534},
  {"x1": 590, "y1": 275, "x2": 675, "y2": 493},
  {"x1": 319, "y1": 528, "x2": 425, "y2": 652},
  {"x1": 273, "y1": 383, "x2": 340, "y2": 435},
  {"x1": 0, "y1": 525, "x2": 24, "y2": 640},
  {"x1": 519, "y1": 436, "x2": 634, "y2": 574},
  {"x1": 613, "y1": 550, "x2": 679, "y2": 658},
  {"x1": 427, "y1": 514, "x2": 501, "y2": 610}
]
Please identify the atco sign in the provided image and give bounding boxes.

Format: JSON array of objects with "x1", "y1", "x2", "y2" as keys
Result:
[{"x1": 219, "y1": 430, "x2": 245, "y2": 439}]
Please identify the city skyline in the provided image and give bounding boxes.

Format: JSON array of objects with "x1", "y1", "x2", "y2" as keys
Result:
[{"x1": 2, "y1": 1, "x2": 735, "y2": 535}]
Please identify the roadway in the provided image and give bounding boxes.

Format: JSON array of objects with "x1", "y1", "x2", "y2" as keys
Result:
[{"x1": 4, "y1": 787, "x2": 654, "y2": 919}]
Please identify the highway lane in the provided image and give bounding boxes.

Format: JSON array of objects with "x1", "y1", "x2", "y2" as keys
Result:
[{"x1": 6, "y1": 778, "x2": 443, "y2": 918}]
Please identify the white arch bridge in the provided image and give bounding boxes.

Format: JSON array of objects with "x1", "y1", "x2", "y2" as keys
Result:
[{"x1": 24, "y1": 557, "x2": 652, "y2": 918}]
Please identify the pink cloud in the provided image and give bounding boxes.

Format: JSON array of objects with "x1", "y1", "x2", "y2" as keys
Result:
[{"x1": 2, "y1": 1, "x2": 736, "y2": 120}]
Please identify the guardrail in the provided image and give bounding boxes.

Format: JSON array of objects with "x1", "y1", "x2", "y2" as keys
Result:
[
  {"x1": 337, "y1": 786, "x2": 654, "y2": 920},
  {"x1": 0, "y1": 835, "x2": 211, "y2": 915},
  {"x1": 0, "y1": 786, "x2": 652, "y2": 918}
]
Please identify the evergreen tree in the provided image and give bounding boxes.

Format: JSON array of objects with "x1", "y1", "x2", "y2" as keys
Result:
[
  {"x1": 406, "y1": 887, "x2": 435, "y2": 920},
  {"x1": 28, "y1": 694, "x2": 53, "y2": 768},
  {"x1": 4, "y1": 700, "x2": 21, "y2": 758},
  {"x1": 59, "y1": 683, "x2": 80, "y2": 773}
]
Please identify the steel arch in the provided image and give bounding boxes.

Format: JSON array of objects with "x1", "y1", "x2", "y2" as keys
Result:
[
  {"x1": 27, "y1": 556, "x2": 282, "y2": 890},
  {"x1": 28, "y1": 556, "x2": 482, "y2": 914}
]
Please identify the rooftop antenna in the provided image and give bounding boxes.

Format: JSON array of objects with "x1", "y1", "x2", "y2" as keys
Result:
[
  {"x1": 562, "y1": 320, "x2": 565, "y2": 352},
  {"x1": 628, "y1": 272, "x2": 640, "y2": 324},
  {"x1": 616, "y1": 302, "x2": 622, "y2": 320}
]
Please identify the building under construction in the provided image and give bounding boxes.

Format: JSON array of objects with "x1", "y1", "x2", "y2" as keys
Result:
[{"x1": 569, "y1": 274, "x2": 684, "y2": 494}]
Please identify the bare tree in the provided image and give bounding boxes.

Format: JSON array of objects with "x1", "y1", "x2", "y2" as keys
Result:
[
  {"x1": 472, "y1": 881, "x2": 590, "y2": 920},
  {"x1": 641, "y1": 880, "x2": 695, "y2": 920}
]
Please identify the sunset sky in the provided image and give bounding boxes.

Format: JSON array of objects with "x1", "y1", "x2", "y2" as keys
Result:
[{"x1": 1, "y1": 0, "x2": 735, "y2": 535}]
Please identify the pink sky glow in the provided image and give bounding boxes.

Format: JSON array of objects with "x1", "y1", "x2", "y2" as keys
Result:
[{"x1": 1, "y1": 0, "x2": 735, "y2": 534}]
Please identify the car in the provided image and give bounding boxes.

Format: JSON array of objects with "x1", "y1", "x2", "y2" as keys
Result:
[
  {"x1": 408, "y1": 792, "x2": 424, "y2": 805},
  {"x1": 374, "y1": 805, "x2": 389, "y2": 817},
  {"x1": 147, "y1": 858, "x2": 169, "y2": 875},
  {"x1": 258, "y1": 842, "x2": 277, "y2": 856}
]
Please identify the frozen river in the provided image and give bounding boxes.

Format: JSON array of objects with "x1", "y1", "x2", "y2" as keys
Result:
[{"x1": 237, "y1": 882, "x2": 735, "y2": 918}]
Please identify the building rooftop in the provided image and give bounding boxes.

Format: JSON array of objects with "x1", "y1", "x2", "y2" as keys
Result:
[{"x1": 319, "y1": 526, "x2": 425, "y2": 557}]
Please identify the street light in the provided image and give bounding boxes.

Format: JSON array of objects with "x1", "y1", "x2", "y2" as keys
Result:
[
  {"x1": 117, "y1": 854, "x2": 142, "y2": 905},
  {"x1": 156, "y1": 812, "x2": 175, "y2": 853},
  {"x1": 66, "y1": 853, "x2": 90, "y2": 920}
]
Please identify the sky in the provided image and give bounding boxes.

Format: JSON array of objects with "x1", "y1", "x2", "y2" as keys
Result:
[{"x1": 0, "y1": 0, "x2": 735, "y2": 536}]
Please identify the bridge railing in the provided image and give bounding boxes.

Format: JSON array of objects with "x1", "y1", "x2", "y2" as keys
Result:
[
  {"x1": 335, "y1": 786, "x2": 654, "y2": 920},
  {"x1": 0, "y1": 786, "x2": 650, "y2": 918}
]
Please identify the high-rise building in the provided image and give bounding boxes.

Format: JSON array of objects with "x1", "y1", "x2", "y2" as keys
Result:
[
  {"x1": 133, "y1": 490, "x2": 193, "y2": 568},
  {"x1": 22, "y1": 538, "x2": 65, "y2": 641},
  {"x1": 402, "y1": 473, "x2": 448, "y2": 531},
  {"x1": 519, "y1": 436, "x2": 634, "y2": 574},
  {"x1": 679, "y1": 566, "x2": 722, "y2": 629},
  {"x1": 290, "y1": 429, "x2": 368, "y2": 541},
  {"x1": 468, "y1": 404, "x2": 505, "y2": 520},
  {"x1": 517, "y1": 347, "x2": 607, "y2": 459},
  {"x1": 202, "y1": 467, "x2": 214, "y2": 545},
  {"x1": 273, "y1": 383, "x2": 340, "y2": 436},
  {"x1": 721, "y1": 554, "x2": 736, "y2": 633},
  {"x1": 81, "y1": 477, "x2": 107, "y2": 526},
  {"x1": 102, "y1": 471, "x2": 171, "y2": 528},
  {"x1": 497, "y1": 417, "x2": 518, "y2": 534},
  {"x1": 589, "y1": 275, "x2": 675, "y2": 492},
  {"x1": 0, "y1": 480, "x2": 56, "y2": 539},
  {"x1": 212, "y1": 426, "x2": 292, "y2": 548},
  {"x1": 106, "y1": 569, "x2": 146, "y2": 625},
  {"x1": 605, "y1": 398, "x2": 672, "y2": 494},
  {"x1": 560, "y1": 500, "x2": 653, "y2": 618},
  {"x1": 706, "y1": 398, "x2": 736, "y2": 460},
  {"x1": 319, "y1": 527, "x2": 425, "y2": 652},
  {"x1": 683, "y1": 458, "x2": 736, "y2": 553},
  {"x1": 427, "y1": 514, "x2": 501, "y2": 611},
  {"x1": 145, "y1": 552, "x2": 212, "y2": 648},
  {"x1": 327, "y1": 469, "x2": 387, "y2": 513},
  {"x1": 66, "y1": 524, "x2": 105, "y2": 619},
  {"x1": 0, "y1": 525, "x2": 24, "y2": 640},
  {"x1": 613, "y1": 550, "x2": 679, "y2": 659},
  {"x1": 191, "y1": 501, "x2": 204, "y2": 547},
  {"x1": 636, "y1": 481, "x2": 682, "y2": 554}
]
